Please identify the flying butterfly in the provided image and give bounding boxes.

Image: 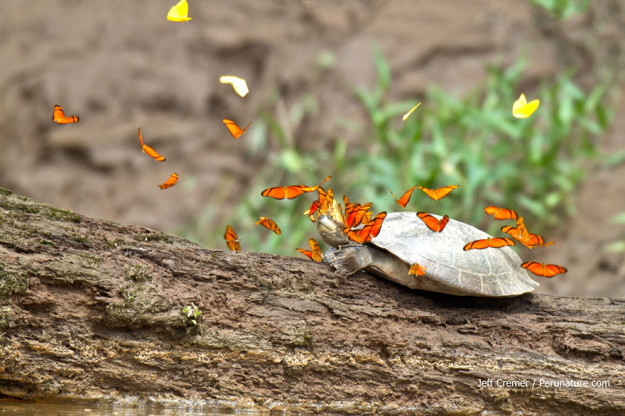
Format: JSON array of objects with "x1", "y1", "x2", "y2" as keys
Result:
[
  {"x1": 167, "y1": 0, "x2": 191, "y2": 22},
  {"x1": 402, "y1": 102, "x2": 421, "y2": 121},
  {"x1": 224, "y1": 225, "x2": 241, "y2": 251},
  {"x1": 463, "y1": 237, "x2": 515, "y2": 251},
  {"x1": 389, "y1": 185, "x2": 417, "y2": 208},
  {"x1": 138, "y1": 128, "x2": 165, "y2": 162},
  {"x1": 254, "y1": 216, "x2": 281, "y2": 235},
  {"x1": 219, "y1": 75, "x2": 249, "y2": 97},
  {"x1": 158, "y1": 173, "x2": 179, "y2": 190},
  {"x1": 409, "y1": 263, "x2": 427, "y2": 276},
  {"x1": 418, "y1": 185, "x2": 459, "y2": 201},
  {"x1": 417, "y1": 212, "x2": 449, "y2": 233},
  {"x1": 483, "y1": 206, "x2": 517, "y2": 220},
  {"x1": 501, "y1": 217, "x2": 554, "y2": 249},
  {"x1": 223, "y1": 118, "x2": 251, "y2": 140},
  {"x1": 521, "y1": 261, "x2": 567, "y2": 278},
  {"x1": 512, "y1": 93, "x2": 540, "y2": 119},
  {"x1": 297, "y1": 238, "x2": 322, "y2": 262},
  {"x1": 304, "y1": 200, "x2": 321, "y2": 222},
  {"x1": 261, "y1": 176, "x2": 331, "y2": 200},
  {"x1": 52, "y1": 104, "x2": 79, "y2": 124}
]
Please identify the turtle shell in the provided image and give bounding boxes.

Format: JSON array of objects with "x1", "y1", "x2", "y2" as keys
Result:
[{"x1": 369, "y1": 212, "x2": 538, "y2": 297}]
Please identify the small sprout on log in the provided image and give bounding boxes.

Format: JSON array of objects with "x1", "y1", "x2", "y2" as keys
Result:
[{"x1": 182, "y1": 303, "x2": 202, "y2": 326}]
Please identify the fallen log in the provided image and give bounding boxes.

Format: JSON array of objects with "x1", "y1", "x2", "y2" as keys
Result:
[{"x1": 0, "y1": 187, "x2": 624, "y2": 415}]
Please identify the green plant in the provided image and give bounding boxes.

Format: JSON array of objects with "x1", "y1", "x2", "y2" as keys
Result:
[
  {"x1": 530, "y1": 0, "x2": 590, "y2": 19},
  {"x1": 184, "y1": 50, "x2": 619, "y2": 256},
  {"x1": 605, "y1": 212, "x2": 625, "y2": 253},
  {"x1": 182, "y1": 303, "x2": 202, "y2": 326}
]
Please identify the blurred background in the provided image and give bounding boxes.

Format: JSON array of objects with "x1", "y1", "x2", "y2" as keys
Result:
[{"x1": 1, "y1": 0, "x2": 624, "y2": 297}]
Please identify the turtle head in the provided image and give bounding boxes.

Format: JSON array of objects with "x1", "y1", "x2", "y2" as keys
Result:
[{"x1": 317, "y1": 215, "x2": 350, "y2": 247}]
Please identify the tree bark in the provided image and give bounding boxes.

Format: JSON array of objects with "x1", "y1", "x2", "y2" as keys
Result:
[{"x1": 0, "y1": 187, "x2": 624, "y2": 415}]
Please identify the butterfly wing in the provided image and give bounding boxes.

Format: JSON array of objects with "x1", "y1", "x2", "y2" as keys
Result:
[
  {"x1": 220, "y1": 75, "x2": 249, "y2": 97},
  {"x1": 522, "y1": 261, "x2": 567, "y2": 278},
  {"x1": 138, "y1": 128, "x2": 166, "y2": 161},
  {"x1": 308, "y1": 238, "x2": 322, "y2": 262},
  {"x1": 484, "y1": 206, "x2": 518, "y2": 220},
  {"x1": 402, "y1": 102, "x2": 421, "y2": 121},
  {"x1": 513, "y1": 94, "x2": 540, "y2": 118},
  {"x1": 53, "y1": 105, "x2": 79, "y2": 124},
  {"x1": 418, "y1": 185, "x2": 459, "y2": 201},
  {"x1": 224, "y1": 225, "x2": 241, "y2": 251},
  {"x1": 167, "y1": 0, "x2": 191, "y2": 21},
  {"x1": 158, "y1": 173, "x2": 179, "y2": 190},
  {"x1": 464, "y1": 237, "x2": 514, "y2": 251},
  {"x1": 254, "y1": 217, "x2": 281, "y2": 235},
  {"x1": 417, "y1": 212, "x2": 448, "y2": 232},
  {"x1": 223, "y1": 119, "x2": 250, "y2": 139},
  {"x1": 409, "y1": 263, "x2": 426, "y2": 276}
]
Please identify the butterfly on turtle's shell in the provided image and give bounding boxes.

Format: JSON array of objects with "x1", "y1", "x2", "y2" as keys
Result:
[
  {"x1": 409, "y1": 263, "x2": 426, "y2": 276},
  {"x1": 463, "y1": 237, "x2": 515, "y2": 251},
  {"x1": 417, "y1": 212, "x2": 449, "y2": 233}
]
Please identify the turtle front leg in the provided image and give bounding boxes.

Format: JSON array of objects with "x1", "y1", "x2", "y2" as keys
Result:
[{"x1": 323, "y1": 245, "x2": 374, "y2": 276}]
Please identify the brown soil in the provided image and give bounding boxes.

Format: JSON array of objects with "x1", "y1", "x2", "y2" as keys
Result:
[{"x1": 0, "y1": 1, "x2": 624, "y2": 297}]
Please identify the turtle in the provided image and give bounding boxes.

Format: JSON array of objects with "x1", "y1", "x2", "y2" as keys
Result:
[{"x1": 317, "y1": 211, "x2": 538, "y2": 297}]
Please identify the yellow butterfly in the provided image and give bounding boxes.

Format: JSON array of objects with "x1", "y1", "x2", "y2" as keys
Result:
[
  {"x1": 512, "y1": 94, "x2": 540, "y2": 118},
  {"x1": 220, "y1": 75, "x2": 249, "y2": 97},
  {"x1": 402, "y1": 102, "x2": 421, "y2": 121},
  {"x1": 167, "y1": 0, "x2": 191, "y2": 22}
]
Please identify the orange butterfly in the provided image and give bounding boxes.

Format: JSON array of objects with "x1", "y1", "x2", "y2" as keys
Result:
[
  {"x1": 483, "y1": 206, "x2": 517, "y2": 221},
  {"x1": 223, "y1": 118, "x2": 251, "y2": 139},
  {"x1": 52, "y1": 104, "x2": 79, "y2": 124},
  {"x1": 463, "y1": 237, "x2": 515, "y2": 251},
  {"x1": 418, "y1": 185, "x2": 459, "y2": 201},
  {"x1": 224, "y1": 225, "x2": 241, "y2": 251},
  {"x1": 389, "y1": 185, "x2": 417, "y2": 208},
  {"x1": 417, "y1": 212, "x2": 449, "y2": 233},
  {"x1": 521, "y1": 261, "x2": 567, "y2": 278},
  {"x1": 158, "y1": 173, "x2": 179, "y2": 190},
  {"x1": 297, "y1": 238, "x2": 322, "y2": 262},
  {"x1": 261, "y1": 176, "x2": 331, "y2": 200},
  {"x1": 501, "y1": 217, "x2": 554, "y2": 249},
  {"x1": 409, "y1": 263, "x2": 427, "y2": 276},
  {"x1": 254, "y1": 216, "x2": 281, "y2": 235},
  {"x1": 345, "y1": 203, "x2": 373, "y2": 228},
  {"x1": 138, "y1": 128, "x2": 166, "y2": 162},
  {"x1": 304, "y1": 200, "x2": 321, "y2": 222},
  {"x1": 347, "y1": 212, "x2": 387, "y2": 243}
]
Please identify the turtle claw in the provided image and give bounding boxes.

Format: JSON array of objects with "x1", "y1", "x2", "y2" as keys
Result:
[{"x1": 323, "y1": 246, "x2": 373, "y2": 277}]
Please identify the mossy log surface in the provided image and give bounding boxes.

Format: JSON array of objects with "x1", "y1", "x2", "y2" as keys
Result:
[{"x1": 0, "y1": 187, "x2": 624, "y2": 415}]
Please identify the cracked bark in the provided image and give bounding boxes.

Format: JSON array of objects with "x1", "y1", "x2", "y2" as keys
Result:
[{"x1": 0, "y1": 187, "x2": 624, "y2": 415}]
